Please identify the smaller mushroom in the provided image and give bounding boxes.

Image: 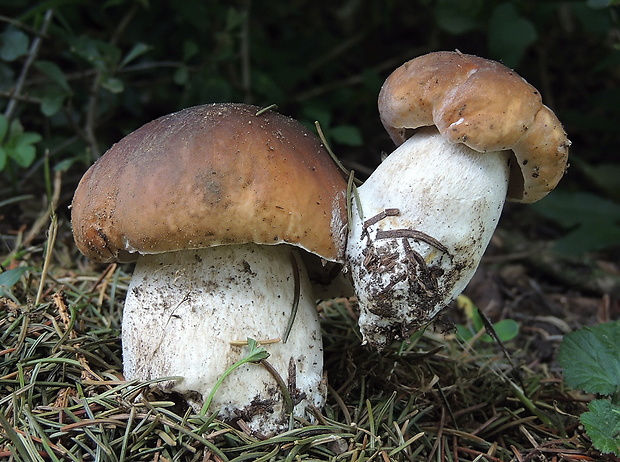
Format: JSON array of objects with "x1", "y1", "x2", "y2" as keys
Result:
[
  {"x1": 346, "y1": 51, "x2": 570, "y2": 347},
  {"x1": 71, "y1": 103, "x2": 349, "y2": 433}
]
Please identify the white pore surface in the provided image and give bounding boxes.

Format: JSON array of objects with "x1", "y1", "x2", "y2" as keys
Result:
[
  {"x1": 122, "y1": 243, "x2": 325, "y2": 434},
  {"x1": 346, "y1": 128, "x2": 510, "y2": 346}
]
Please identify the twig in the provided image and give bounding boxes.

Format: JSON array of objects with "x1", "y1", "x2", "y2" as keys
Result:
[
  {"x1": 315, "y1": 120, "x2": 361, "y2": 184},
  {"x1": 3, "y1": 9, "x2": 54, "y2": 122},
  {"x1": 83, "y1": 3, "x2": 139, "y2": 158},
  {"x1": 22, "y1": 168, "x2": 62, "y2": 247},
  {"x1": 282, "y1": 251, "x2": 301, "y2": 343},
  {"x1": 34, "y1": 212, "x2": 56, "y2": 305}
]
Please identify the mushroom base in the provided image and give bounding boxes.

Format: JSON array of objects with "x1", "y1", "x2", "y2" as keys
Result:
[
  {"x1": 122, "y1": 243, "x2": 325, "y2": 435},
  {"x1": 346, "y1": 128, "x2": 510, "y2": 347}
]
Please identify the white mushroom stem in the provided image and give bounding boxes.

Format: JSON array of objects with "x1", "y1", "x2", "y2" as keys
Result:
[
  {"x1": 346, "y1": 127, "x2": 510, "y2": 347},
  {"x1": 122, "y1": 243, "x2": 325, "y2": 434}
]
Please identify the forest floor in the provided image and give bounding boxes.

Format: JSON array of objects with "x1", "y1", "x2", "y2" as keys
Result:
[{"x1": 0, "y1": 198, "x2": 618, "y2": 461}]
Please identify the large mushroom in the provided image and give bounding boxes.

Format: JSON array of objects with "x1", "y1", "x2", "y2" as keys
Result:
[
  {"x1": 346, "y1": 51, "x2": 570, "y2": 347},
  {"x1": 71, "y1": 103, "x2": 348, "y2": 433}
]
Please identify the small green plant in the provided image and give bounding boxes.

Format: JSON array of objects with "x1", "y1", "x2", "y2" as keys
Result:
[
  {"x1": 558, "y1": 320, "x2": 620, "y2": 456},
  {"x1": 455, "y1": 295, "x2": 520, "y2": 344},
  {"x1": 0, "y1": 115, "x2": 42, "y2": 171},
  {"x1": 200, "y1": 338, "x2": 270, "y2": 415},
  {"x1": 0, "y1": 266, "x2": 33, "y2": 300}
]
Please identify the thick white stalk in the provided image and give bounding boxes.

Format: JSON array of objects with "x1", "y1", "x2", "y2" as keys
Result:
[
  {"x1": 122, "y1": 243, "x2": 325, "y2": 434},
  {"x1": 346, "y1": 128, "x2": 510, "y2": 346}
]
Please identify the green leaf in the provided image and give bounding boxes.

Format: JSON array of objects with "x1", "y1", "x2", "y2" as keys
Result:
[
  {"x1": 488, "y1": 3, "x2": 537, "y2": 67},
  {"x1": 435, "y1": 0, "x2": 483, "y2": 35},
  {"x1": 532, "y1": 190, "x2": 620, "y2": 255},
  {"x1": 587, "y1": 0, "x2": 618, "y2": 8},
  {"x1": 482, "y1": 319, "x2": 519, "y2": 343},
  {"x1": 0, "y1": 146, "x2": 6, "y2": 171},
  {"x1": 330, "y1": 125, "x2": 363, "y2": 147},
  {"x1": 0, "y1": 28, "x2": 29, "y2": 62},
  {"x1": 456, "y1": 305, "x2": 519, "y2": 344},
  {"x1": 101, "y1": 76, "x2": 124, "y2": 93},
  {"x1": 580, "y1": 399, "x2": 620, "y2": 456},
  {"x1": 0, "y1": 114, "x2": 8, "y2": 140},
  {"x1": 54, "y1": 157, "x2": 77, "y2": 172},
  {"x1": 245, "y1": 338, "x2": 270, "y2": 361},
  {"x1": 534, "y1": 190, "x2": 620, "y2": 228},
  {"x1": 183, "y1": 40, "x2": 199, "y2": 61},
  {"x1": 558, "y1": 321, "x2": 620, "y2": 395},
  {"x1": 10, "y1": 143, "x2": 37, "y2": 168},
  {"x1": 34, "y1": 60, "x2": 70, "y2": 91},
  {"x1": 0, "y1": 267, "x2": 33, "y2": 296},
  {"x1": 302, "y1": 106, "x2": 331, "y2": 130},
  {"x1": 17, "y1": 132, "x2": 43, "y2": 146},
  {"x1": 69, "y1": 36, "x2": 121, "y2": 71},
  {"x1": 120, "y1": 42, "x2": 151, "y2": 68},
  {"x1": 173, "y1": 66, "x2": 189, "y2": 85},
  {"x1": 40, "y1": 92, "x2": 67, "y2": 117},
  {"x1": 573, "y1": 156, "x2": 620, "y2": 201},
  {"x1": 552, "y1": 222, "x2": 620, "y2": 255}
]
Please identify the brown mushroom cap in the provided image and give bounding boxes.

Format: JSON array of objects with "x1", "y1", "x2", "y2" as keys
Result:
[
  {"x1": 378, "y1": 51, "x2": 570, "y2": 203},
  {"x1": 71, "y1": 103, "x2": 348, "y2": 263}
]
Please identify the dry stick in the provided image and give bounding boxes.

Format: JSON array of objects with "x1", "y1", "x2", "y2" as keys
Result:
[
  {"x1": 375, "y1": 229, "x2": 450, "y2": 255},
  {"x1": 255, "y1": 104, "x2": 277, "y2": 116},
  {"x1": 35, "y1": 213, "x2": 57, "y2": 306},
  {"x1": 362, "y1": 208, "x2": 400, "y2": 230},
  {"x1": 314, "y1": 121, "x2": 362, "y2": 185},
  {"x1": 347, "y1": 170, "x2": 364, "y2": 235},
  {"x1": 476, "y1": 308, "x2": 526, "y2": 392},
  {"x1": 3, "y1": 9, "x2": 54, "y2": 121},
  {"x1": 22, "y1": 168, "x2": 62, "y2": 248},
  {"x1": 282, "y1": 252, "x2": 301, "y2": 344},
  {"x1": 84, "y1": 3, "x2": 139, "y2": 158},
  {"x1": 260, "y1": 359, "x2": 294, "y2": 421}
]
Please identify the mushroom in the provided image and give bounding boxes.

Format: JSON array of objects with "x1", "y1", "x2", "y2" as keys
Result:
[
  {"x1": 71, "y1": 103, "x2": 348, "y2": 433},
  {"x1": 346, "y1": 51, "x2": 570, "y2": 347}
]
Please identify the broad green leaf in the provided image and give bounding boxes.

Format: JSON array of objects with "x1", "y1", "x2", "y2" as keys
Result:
[
  {"x1": 533, "y1": 190, "x2": 620, "y2": 227},
  {"x1": 34, "y1": 60, "x2": 70, "y2": 91},
  {"x1": 577, "y1": 161, "x2": 620, "y2": 201},
  {"x1": 488, "y1": 3, "x2": 537, "y2": 68},
  {"x1": 17, "y1": 132, "x2": 42, "y2": 146},
  {"x1": 302, "y1": 106, "x2": 331, "y2": 130},
  {"x1": 0, "y1": 267, "x2": 33, "y2": 296},
  {"x1": 457, "y1": 318, "x2": 519, "y2": 343},
  {"x1": 54, "y1": 157, "x2": 77, "y2": 172},
  {"x1": 173, "y1": 66, "x2": 189, "y2": 85},
  {"x1": 435, "y1": 0, "x2": 483, "y2": 34},
  {"x1": 552, "y1": 223, "x2": 620, "y2": 255},
  {"x1": 40, "y1": 92, "x2": 67, "y2": 117},
  {"x1": 483, "y1": 319, "x2": 519, "y2": 343},
  {"x1": 559, "y1": 321, "x2": 620, "y2": 395},
  {"x1": 587, "y1": 0, "x2": 619, "y2": 8},
  {"x1": 580, "y1": 399, "x2": 620, "y2": 456},
  {"x1": 0, "y1": 114, "x2": 8, "y2": 140},
  {"x1": 101, "y1": 76, "x2": 124, "y2": 94},
  {"x1": 183, "y1": 40, "x2": 199, "y2": 61},
  {"x1": 532, "y1": 190, "x2": 620, "y2": 255},
  {"x1": 10, "y1": 143, "x2": 37, "y2": 168},
  {"x1": 0, "y1": 146, "x2": 6, "y2": 171},
  {"x1": 120, "y1": 42, "x2": 151, "y2": 68},
  {"x1": 573, "y1": 2, "x2": 612, "y2": 37},
  {"x1": 69, "y1": 36, "x2": 121, "y2": 71},
  {"x1": 0, "y1": 28, "x2": 29, "y2": 62},
  {"x1": 330, "y1": 125, "x2": 363, "y2": 147}
]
